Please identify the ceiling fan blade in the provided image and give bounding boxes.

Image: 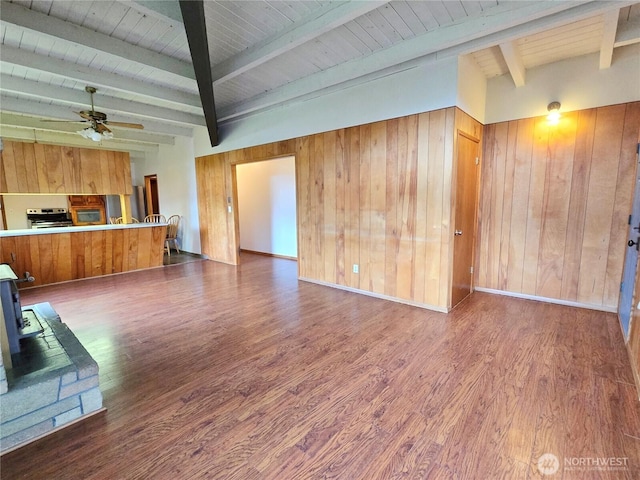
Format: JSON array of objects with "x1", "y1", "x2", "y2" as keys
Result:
[
  {"x1": 41, "y1": 119, "x2": 88, "y2": 123},
  {"x1": 104, "y1": 121, "x2": 144, "y2": 130},
  {"x1": 95, "y1": 123, "x2": 112, "y2": 134}
]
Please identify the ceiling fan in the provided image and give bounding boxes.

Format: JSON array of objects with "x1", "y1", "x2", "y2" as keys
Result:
[{"x1": 44, "y1": 86, "x2": 144, "y2": 141}]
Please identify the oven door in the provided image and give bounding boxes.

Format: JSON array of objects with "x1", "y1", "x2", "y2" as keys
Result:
[
  {"x1": 31, "y1": 221, "x2": 73, "y2": 229},
  {"x1": 71, "y1": 207, "x2": 106, "y2": 226}
]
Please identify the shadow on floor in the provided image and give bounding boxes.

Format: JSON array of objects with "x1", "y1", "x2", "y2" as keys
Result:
[{"x1": 163, "y1": 251, "x2": 206, "y2": 266}]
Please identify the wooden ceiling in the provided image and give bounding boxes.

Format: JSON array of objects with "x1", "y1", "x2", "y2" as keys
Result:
[{"x1": 0, "y1": 1, "x2": 638, "y2": 153}]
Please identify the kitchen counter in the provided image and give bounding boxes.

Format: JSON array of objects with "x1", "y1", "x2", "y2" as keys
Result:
[
  {"x1": 0, "y1": 223, "x2": 167, "y2": 287},
  {"x1": 0, "y1": 222, "x2": 166, "y2": 237}
]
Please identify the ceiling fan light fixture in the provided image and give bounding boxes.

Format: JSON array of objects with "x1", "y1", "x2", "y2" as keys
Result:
[{"x1": 77, "y1": 126, "x2": 113, "y2": 142}]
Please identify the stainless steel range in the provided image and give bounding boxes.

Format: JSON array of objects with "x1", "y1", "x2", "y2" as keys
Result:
[{"x1": 26, "y1": 208, "x2": 73, "y2": 229}]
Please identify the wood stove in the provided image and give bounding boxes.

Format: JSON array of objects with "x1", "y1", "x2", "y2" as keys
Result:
[{"x1": 0, "y1": 265, "x2": 42, "y2": 355}]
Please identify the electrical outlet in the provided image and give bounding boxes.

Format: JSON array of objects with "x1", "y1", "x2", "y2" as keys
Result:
[
  {"x1": 352, "y1": 264, "x2": 359, "y2": 274},
  {"x1": 227, "y1": 205, "x2": 232, "y2": 213}
]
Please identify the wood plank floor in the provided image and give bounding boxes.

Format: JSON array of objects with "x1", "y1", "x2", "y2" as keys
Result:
[{"x1": 2, "y1": 253, "x2": 640, "y2": 479}]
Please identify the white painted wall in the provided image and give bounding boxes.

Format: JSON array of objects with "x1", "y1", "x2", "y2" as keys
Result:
[
  {"x1": 457, "y1": 54, "x2": 487, "y2": 124},
  {"x1": 3, "y1": 195, "x2": 68, "y2": 229},
  {"x1": 485, "y1": 44, "x2": 640, "y2": 124},
  {"x1": 236, "y1": 157, "x2": 297, "y2": 258},
  {"x1": 194, "y1": 57, "x2": 459, "y2": 156},
  {"x1": 131, "y1": 136, "x2": 201, "y2": 254}
]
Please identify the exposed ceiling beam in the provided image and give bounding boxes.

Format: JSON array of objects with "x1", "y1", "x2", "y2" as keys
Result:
[
  {"x1": 0, "y1": 45, "x2": 201, "y2": 109},
  {"x1": 0, "y1": 2, "x2": 194, "y2": 82},
  {"x1": 211, "y1": 0, "x2": 389, "y2": 85},
  {"x1": 615, "y1": 15, "x2": 640, "y2": 46},
  {"x1": 0, "y1": 75, "x2": 205, "y2": 127},
  {"x1": 0, "y1": 45, "x2": 200, "y2": 107},
  {"x1": 0, "y1": 96, "x2": 193, "y2": 138},
  {"x1": 600, "y1": 9, "x2": 620, "y2": 69},
  {"x1": 179, "y1": 0, "x2": 219, "y2": 147},
  {"x1": 219, "y1": 1, "x2": 635, "y2": 121},
  {"x1": 0, "y1": 126, "x2": 160, "y2": 154},
  {"x1": 499, "y1": 41, "x2": 526, "y2": 87},
  {"x1": 0, "y1": 112, "x2": 175, "y2": 145}
]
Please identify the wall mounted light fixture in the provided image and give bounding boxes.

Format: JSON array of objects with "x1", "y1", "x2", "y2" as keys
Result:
[{"x1": 547, "y1": 101, "x2": 561, "y2": 124}]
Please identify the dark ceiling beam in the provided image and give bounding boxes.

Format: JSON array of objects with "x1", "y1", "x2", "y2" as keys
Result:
[
  {"x1": 179, "y1": 0, "x2": 219, "y2": 147},
  {"x1": 133, "y1": 1, "x2": 184, "y2": 25}
]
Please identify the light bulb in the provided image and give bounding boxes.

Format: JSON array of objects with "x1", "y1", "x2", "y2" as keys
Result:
[
  {"x1": 77, "y1": 127, "x2": 93, "y2": 139},
  {"x1": 547, "y1": 101, "x2": 561, "y2": 125}
]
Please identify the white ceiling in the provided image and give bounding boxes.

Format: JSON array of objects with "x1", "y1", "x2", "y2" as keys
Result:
[{"x1": 0, "y1": 0, "x2": 638, "y2": 154}]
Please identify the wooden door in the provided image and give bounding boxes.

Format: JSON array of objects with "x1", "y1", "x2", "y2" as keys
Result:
[
  {"x1": 619, "y1": 144, "x2": 640, "y2": 338},
  {"x1": 0, "y1": 196, "x2": 6, "y2": 230},
  {"x1": 451, "y1": 133, "x2": 480, "y2": 307}
]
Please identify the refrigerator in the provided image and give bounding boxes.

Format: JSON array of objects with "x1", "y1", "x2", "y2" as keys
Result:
[{"x1": 105, "y1": 186, "x2": 146, "y2": 222}]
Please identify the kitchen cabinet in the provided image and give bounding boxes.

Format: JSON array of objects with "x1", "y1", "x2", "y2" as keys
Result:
[
  {"x1": 0, "y1": 141, "x2": 132, "y2": 195},
  {"x1": 68, "y1": 195, "x2": 104, "y2": 207}
]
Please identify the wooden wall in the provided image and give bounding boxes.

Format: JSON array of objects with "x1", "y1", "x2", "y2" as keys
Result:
[
  {"x1": 196, "y1": 140, "x2": 296, "y2": 266},
  {"x1": 196, "y1": 108, "x2": 482, "y2": 311},
  {"x1": 0, "y1": 226, "x2": 166, "y2": 288},
  {"x1": 0, "y1": 141, "x2": 132, "y2": 195},
  {"x1": 476, "y1": 102, "x2": 640, "y2": 310}
]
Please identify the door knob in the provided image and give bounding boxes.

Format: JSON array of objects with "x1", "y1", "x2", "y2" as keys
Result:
[
  {"x1": 454, "y1": 230, "x2": 463, "y2": 236},
  {"x1": 629, "y1": 238, "x2": 639, "y2": 251}
]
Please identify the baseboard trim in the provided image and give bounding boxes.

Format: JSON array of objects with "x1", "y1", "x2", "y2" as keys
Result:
[
  {"x1": 241, "y1": 249, "x2": 297, "y2": 261},
  {"x1": 298, "y1": 277, "x2": 449, "y2": 313},
  {"x1": 474, "y1": 287, "x2": 617, "y2": 313}
]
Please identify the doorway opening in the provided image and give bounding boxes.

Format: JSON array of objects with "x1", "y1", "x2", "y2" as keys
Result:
[
  {"x1": 234, "y1": 156, "x2": 298, "y2": 261},
  {"x1": 144, "y1": 174, "x2": 160, "y2": 216}
]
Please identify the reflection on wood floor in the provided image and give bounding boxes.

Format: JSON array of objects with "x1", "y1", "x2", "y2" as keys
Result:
[{"x1": 2, "y1": 253, "x2": 639, "y2": 479}]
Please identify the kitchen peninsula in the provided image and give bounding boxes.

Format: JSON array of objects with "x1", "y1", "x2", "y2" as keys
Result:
[
  {"x1": 1, "y1": 140, "x2": 167, "y2": 287},
  {"x1": 0, "y1": 223, "x2": 166, "y2": 288}
]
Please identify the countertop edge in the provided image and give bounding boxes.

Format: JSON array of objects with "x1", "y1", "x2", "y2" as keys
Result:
[{"x1": 0, "y1": 223, "x2": 167, "y2": 237}]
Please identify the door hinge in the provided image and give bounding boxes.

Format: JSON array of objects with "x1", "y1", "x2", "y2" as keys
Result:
[
  {"x1": 630, "y1": 215, "x2": 633, "y2": 225},
  {"x1": 475, "y1": 157, "x2": 479, "y2": 165},
  {"x1": 621, "y1": 282, "x2": 624, "y2": 292},
  {"x1": 470, "y1": 266, "x2": 474, "y2": 274}
]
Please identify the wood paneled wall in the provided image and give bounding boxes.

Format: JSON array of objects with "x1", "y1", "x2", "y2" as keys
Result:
[
  {"x1": 196, "y1": 108, "x2": 482, "y2": 310},
  {"x1": 476, "y1": 102, "x2": 640, "y2": 310},
  {"x1": 0, "y1": 226, "x2": 166, "y2": 288},
  {"x1": 0, "y1": 141, "x2": 132, "y2": 195},
  {"x1": 196, "y1": 140, "x2": 297, "y2": 266}
]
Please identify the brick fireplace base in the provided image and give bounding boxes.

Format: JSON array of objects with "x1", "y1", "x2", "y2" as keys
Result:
[{"x1": 0, "y1": 303, "x2": 104, "y2": 453}]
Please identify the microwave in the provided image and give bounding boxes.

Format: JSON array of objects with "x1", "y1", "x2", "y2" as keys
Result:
[{"x1": 71, "y1": 207, "x2": 106, "y2": 226}]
